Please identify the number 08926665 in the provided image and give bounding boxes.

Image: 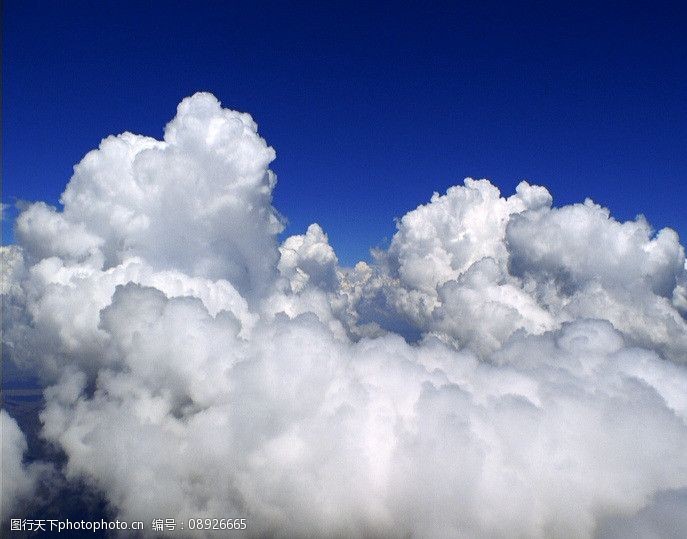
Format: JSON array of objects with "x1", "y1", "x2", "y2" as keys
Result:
[{"x1": 187, "y1": 518, "x2": 247, "y2": 530}]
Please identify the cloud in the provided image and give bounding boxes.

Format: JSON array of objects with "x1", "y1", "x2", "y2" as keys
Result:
[
  {"x1": 596, "y1": 488, "x2": 687, "y2": 538},
  {"x1": 2, "y1": 92, "x2": 687, "y2": 537},
  {"x1": 16, "y1": 93, "x2": 283, "y2": 300},
  {"x1": 278, "y1": 223, "x2": 339, "y2": 293},
  {"x1": 1, "y1": 410, "x2": 48, "y2": 521}
]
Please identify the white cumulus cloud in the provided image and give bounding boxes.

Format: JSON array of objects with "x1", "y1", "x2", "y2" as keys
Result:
[
  {"x1": 2, "y1": 92, "x2": 687, "y2": 537},
  {"x1": 1, "y1": 410, "x2": 49, "y2": 521}
]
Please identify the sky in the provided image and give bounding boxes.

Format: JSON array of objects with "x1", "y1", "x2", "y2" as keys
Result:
[
  {"x1": 2, "y1": 3, "x2": 687, "y2": 536},
  {"x1": 3, "y1": 0, "x2": 686, "y2": 265}
]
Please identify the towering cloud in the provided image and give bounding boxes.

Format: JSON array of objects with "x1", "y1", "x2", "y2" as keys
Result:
[
  {"x1": 2, "y1": 93, "x2": 686, "y2": 537},
  {"x1": 15, "y1": 93, "x2": 283, "y2": 300}
]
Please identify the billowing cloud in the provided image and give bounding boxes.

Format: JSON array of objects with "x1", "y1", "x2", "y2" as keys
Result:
[
  {"x1": 15, "y1": 93, "x2": 282, "y2": 300},
  {"x1": 2, "y1": 92, "x2": 687, "y2": 537},
  {"x1": 1, "y1": 410, "x2": 48, "y2": 521}
]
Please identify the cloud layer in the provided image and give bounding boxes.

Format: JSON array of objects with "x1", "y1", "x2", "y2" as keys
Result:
[{"x1": 2, "y1": 93, "x2": 687, "y2": 537}]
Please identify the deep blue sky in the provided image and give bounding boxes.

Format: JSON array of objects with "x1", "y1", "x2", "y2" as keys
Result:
[{"x1": 3, "y1": 0, "x2": 686, "y2": 265}]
